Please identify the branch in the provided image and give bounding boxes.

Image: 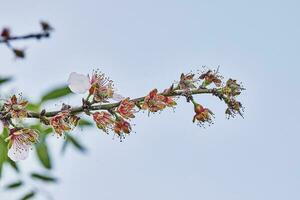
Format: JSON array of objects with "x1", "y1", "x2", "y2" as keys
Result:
[
  {"x1": 0, "y1": 32, "x2": 50, "y2": 43},
  {"x1": 0, "y1": 21, "x2": 53, "y2": 58},
  {"x1": 0, "y1": 69, "x2": 245, "y2": 162},
  {"x1": 25, "y1": 88, "x2": 215, "y2": 119}
]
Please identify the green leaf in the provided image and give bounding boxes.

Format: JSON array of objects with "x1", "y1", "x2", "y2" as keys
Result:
[
  {"x1": 36, "y1": 141, "x2": 52, "y2": 169},
  {"x1": 0, "y1": 137, "x2": 8, "y2": 178},
  {"x1": 66, "y1": 134, "x2": 86, "y2": 153},
  {"x1": 0, "y1": 77, "x2": 12, "y2": 85},
  {"x1": 41, "y1": 85, "x2": 72, "y2": 103},
  {"x1": 6, "y1": 158, "x2": 20, "y2": 173},
  {"x1": 78, "y1": 119, "x2": 93, "y2": 127},
  {"x1": 31, "y1": 173, "x2": 57, "y2": 183},
  {"x1": 61, "y1": 139, "x2": 69, "y2": 155},
  {"x1": 5, "y1": 180, "x2": 23, "y2": 189},
  {"x1": 26, "y1": 103, "x2": 41, "y2": 112},
  {"x1": 20, "y1": 191, "x2": 36, "y2": 200},
  {"x1": 30, "y1": 124, "x2": 53, "y2": 137},
  {"x1": 44, "y1": 127, "x2": 53, "y2": 135},
  {"x1": 0, "y1": 127, "x2": 9, "y2": 139}
]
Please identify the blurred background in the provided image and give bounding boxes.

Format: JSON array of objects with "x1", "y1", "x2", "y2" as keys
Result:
[{"x1": 0, "y1": 0, "x2": 299, "y2": 199}]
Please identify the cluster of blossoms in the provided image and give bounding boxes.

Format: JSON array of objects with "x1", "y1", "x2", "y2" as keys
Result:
[
  {"x1": 0, "y1": 95, "x2": 38, "y2": 161},
  {"x1": 141, "y1": 89, "x2": 177, "y2": 113},
  {"x1": 222, "y1": 79, "x2": 245, "y2": 118},
  {"x1": 3, "y1": 95, "x2": 28, "y2": 118},
  {"x1": 67, "y1": 71, "x2": 134, "y2": 140},
  {"x1": 92, "y1": 111, "x2": 132, "y2": 140},
  {"x1": 49, "y1": 110, "x2": 80, "y2": 136},
  {"x1": 175, "y1": 68, "x2": 244, "y2": 124},
  {"x1": 0, "y1": 68, "x2": 244, "y2": 161}
]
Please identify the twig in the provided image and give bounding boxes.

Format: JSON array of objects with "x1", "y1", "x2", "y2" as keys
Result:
[
  {"x1": 0, "y1": 88, "x2": 215, "y2": 120},
  {"x1": 0, "y1": 32, "x2": 50, "y2": 43}
]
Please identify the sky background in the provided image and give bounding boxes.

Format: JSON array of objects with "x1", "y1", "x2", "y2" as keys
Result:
[{"x1": 0, "y1": 0, "x2": 300, "y2": 199}]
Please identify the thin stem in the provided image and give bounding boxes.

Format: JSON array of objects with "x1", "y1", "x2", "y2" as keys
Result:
[{"x1": 0, "y1": 32, "x2": 50, "y2": 43}]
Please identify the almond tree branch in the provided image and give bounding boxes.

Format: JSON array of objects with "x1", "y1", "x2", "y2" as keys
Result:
[
  {"x1": 0, "y1": 32, "x2": 50, "y2": 43},
  {"x1": 2, "y1": 88, "x2": 218, "y2": 120}
]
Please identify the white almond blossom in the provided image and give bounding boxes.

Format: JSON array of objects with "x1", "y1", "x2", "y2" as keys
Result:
[
  {"x1": 6, "y1": 128, "x2": 39, "y2": 162},
  {"x1": 0, "y1": 121, "x2": 3, "y2": 134},
  {"x1": 68, "y1": 71, "x2": 124, "y2": 102},
  {"x1": 68, "y1": 72, "x2": 91, "y2": 94}
]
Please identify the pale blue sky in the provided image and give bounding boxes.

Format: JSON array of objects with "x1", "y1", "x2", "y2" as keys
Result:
[{"x1": 0, "y1": 0, "x2": 300, "y2": 199}]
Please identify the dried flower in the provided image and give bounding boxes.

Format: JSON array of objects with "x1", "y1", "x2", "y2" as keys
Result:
[
  {"x1": 3, "y1": 95, "x2": 28, "y2": 118},
  {"x1": 12, "y1": 48, "x2": 25, "y2": 59},
  {"x1": 113, "y1": 118, "x2": 132, "y2": 138},
  {"x1": 141, "y1": 89, "x2": 166, "y2": 112},
  {"x1": 40, "y1": 21, "x2": 53, "y2": 32},
  {"x1": 1, "y1": 27, "x2": 10, "y2": 39},
  {"x1": 179, "y1": 73, "x2": 197, "y2": 90},
  {"x1": 93, "y1": 111, "x2": 114, "y2": 133},
  {"x1": 117, "y1": 98, "x2": 135, "y2": 119},
  {"x1": 163, "y1": 96, "x2": 177, "y2": 107},
  {"x1": 50, "y1": 111, "x2": 80, "y2": 136},
  {"x1": 93, "y1": 82, "x2": 115, "y2": 103},
  {"x1": 90, "y1": 71, "x2": 123, "y2": 102},
  {"x1": 222, "y1": 79, "x2": 243, "y2": 97},
  {"x1": 225, "y1": 99, "x2": 244, "y2": 118},
  {"x1": 192, "y1": 102, "x2": 214, "y2": 126},
  {"x1": 5, "y1": 128, "x2": 39, "y2": 161},
  {"x1": 200, "y1": 69, "x2": 222, "y2": 87}
]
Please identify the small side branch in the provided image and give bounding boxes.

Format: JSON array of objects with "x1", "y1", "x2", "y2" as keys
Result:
[
  {"x1": 0, "y1": 21, "x2": 53, "y2": 58},
  {"x1": 17, "y1": 88, "x2": 214, "y2": 119},
  {"x1": 0, "y1": 32, "x2": 50, "y2": 43}
]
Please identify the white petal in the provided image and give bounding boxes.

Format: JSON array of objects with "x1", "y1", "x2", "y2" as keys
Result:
[
  {"x1": 8, "y1": 144, "x2": 30, "y2": 162},
  {"x1": 68, "y1": 72, "x2": 91, "y2": 94},
  {"x1": 113, "y1": 93, "x2": 125, "y2": 101},
  {"x1": 0, "y1": 121, "x2": 3, "y2": 135}
]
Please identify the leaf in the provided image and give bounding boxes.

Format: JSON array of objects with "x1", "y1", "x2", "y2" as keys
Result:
[
  {"x1": 26, "y1": 103, "x2": 41, "y2": 112},
  {"x1": 61, "y1": 139, "x2": 69, "y2": 155},
  {"x1": 36, "y1": 141, "x2": 52, "y2": 169},
  {"x1": 44, "y1": 127, "x2": 53, "y2": 135},
  {"x1": 0, "y1": 77, "x2": 12, "y2": 85},
  {"x1": 5, "y1": 180, "x2": 23, "y2": 189},
  {"x1": 41, "y1": 85, "x2": 72, "y2": 103},
  {"x1": 78, "y1": 119, "x2": 93, "y2": 127},
  {"x1": 0, "y1": 127, "x2": 9, "y2": 139},
  {"x1": 6, "y1": 158, "x2": 20, "y2": 173},
  {"x1": 0, "y1": 137, "x2": 8, "y2": 178},
  {"x1": 66, "y1": 134, "x2": 86, "y2": 152},
  {"x1": 30, "y1": 124, "x2": 53, "y2": 137},
  {"x1": 31, "y1": 173, "x2": 57, "y2": 183},
  {"x1": 20, "y1": 191, "x2": 35, "y2": 200}
]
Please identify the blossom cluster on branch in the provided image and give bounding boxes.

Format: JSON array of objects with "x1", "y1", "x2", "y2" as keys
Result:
[
  {"x1": 0, "y1": 68, "x2": 244, "y2": 162},
  {"x1": 0, "y1": 21, "x2": 53, "y2": 59}
]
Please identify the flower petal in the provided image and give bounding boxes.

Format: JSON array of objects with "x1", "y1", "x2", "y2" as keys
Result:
[
  {"x1": 0, "y1": 121, "x2": 3, "y2": 134},
  {"x1": 112, "y1": 93, "x2": 124, "y2": 101},
  {"x1": 8, "y1": 144, "x2": 30, "y2": 161},
  {"x1": 68, "y1": 72, "x2": 91, "y2": 94}
]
